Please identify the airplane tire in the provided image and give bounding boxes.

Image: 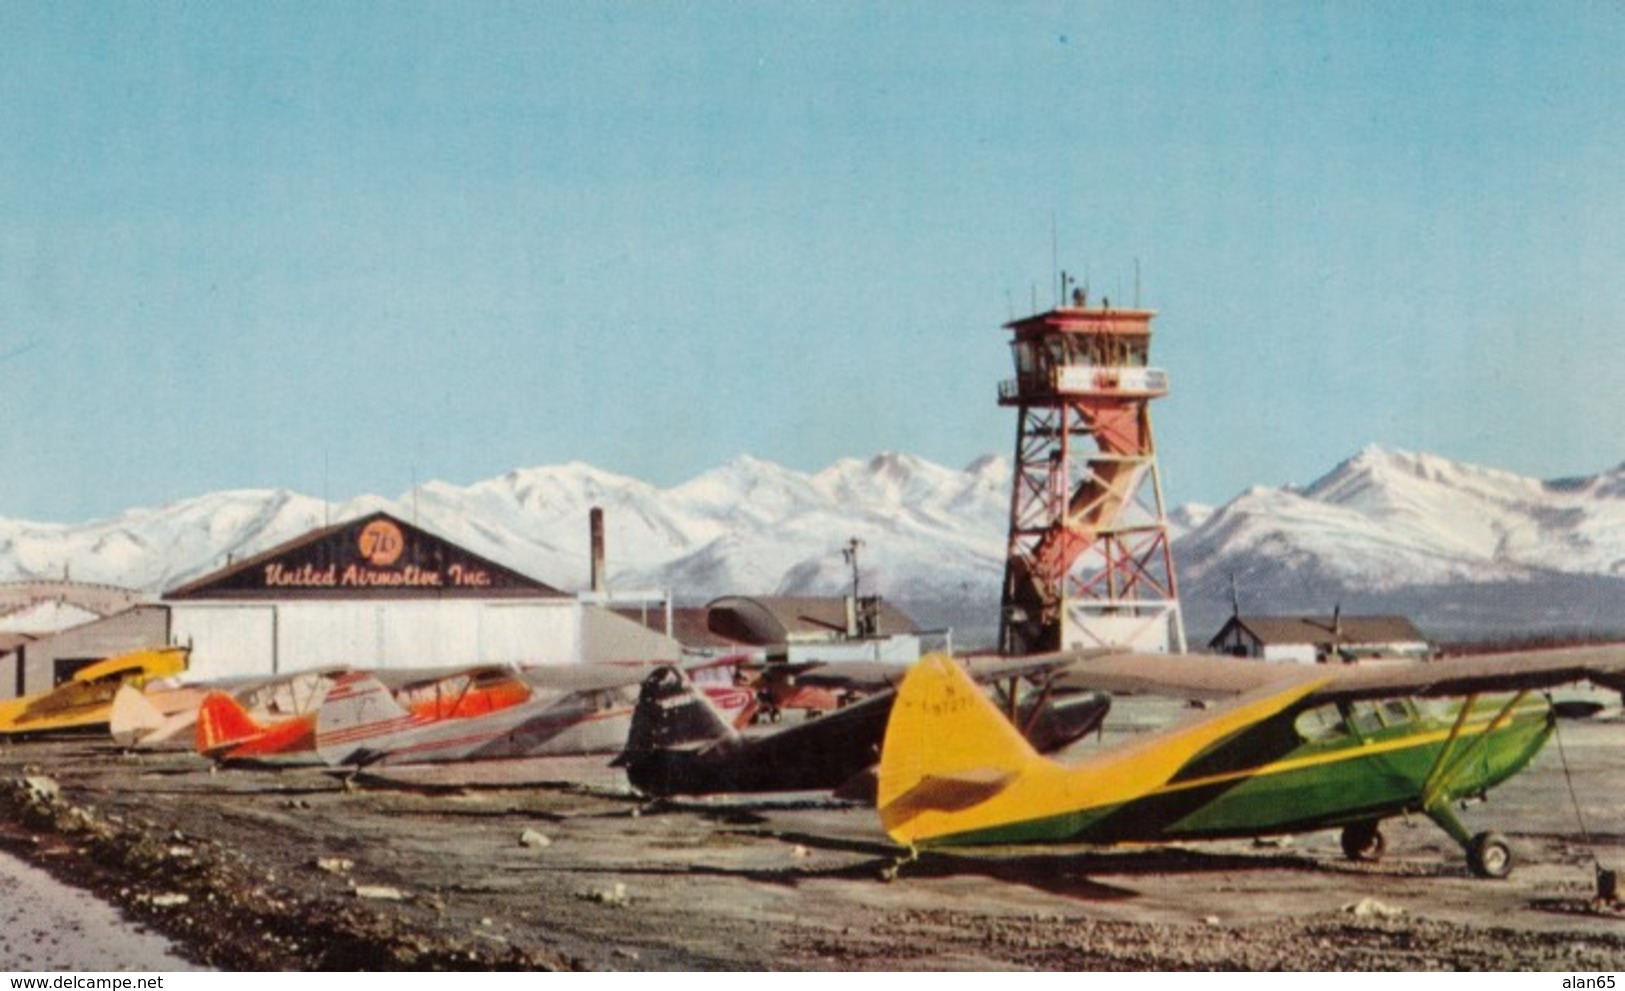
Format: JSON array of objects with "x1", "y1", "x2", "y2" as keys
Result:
[
  {"x1": 1340, "y1": 822, "x2": 1385, "y2": 862},
  {"x1": 1467, "y1": 831, "x2": 1514, "y2": 879}
]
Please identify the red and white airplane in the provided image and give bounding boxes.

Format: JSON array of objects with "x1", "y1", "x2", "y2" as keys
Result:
[{"x1": 311, "y1": 663, "x2": 756, "y2": 768}]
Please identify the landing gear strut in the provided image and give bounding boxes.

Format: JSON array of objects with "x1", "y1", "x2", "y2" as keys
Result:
[
  {"x1": 1411, "y1": 690, "x2": 1536, "y2": 879},
  {"x1": 1426, "y1": 801, "x2": 1516, "y2": 879},
  {"x1": 878, "y1": 844, "x2": 919, "y2": 883}
]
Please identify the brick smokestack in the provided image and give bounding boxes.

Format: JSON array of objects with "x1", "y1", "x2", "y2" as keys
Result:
[{"x1": 589, "y1": 506, "x2": 606, "y2": 596}]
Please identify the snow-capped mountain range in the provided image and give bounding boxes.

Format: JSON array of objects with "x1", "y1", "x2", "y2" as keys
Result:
[
  {"x1": 4, "y1": 446, "x2": 1625, "y2": 644},
  {"x1": 1174, "y1": 448, "x2": 1625, "y2": 641}
]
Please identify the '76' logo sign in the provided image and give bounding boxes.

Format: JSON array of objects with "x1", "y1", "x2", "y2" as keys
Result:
[{"x1": 357, "y1": 520, "x2": 406, "y2": 567}]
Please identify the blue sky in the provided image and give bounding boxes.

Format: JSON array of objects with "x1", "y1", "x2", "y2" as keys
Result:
[{"x1": 3, "y1": 2, "x2": 1622, "y2": 523}]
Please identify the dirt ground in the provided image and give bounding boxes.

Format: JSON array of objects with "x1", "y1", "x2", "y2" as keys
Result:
[{"x1": 1, "y1": 704, "x2": 1624, "y2": 972}]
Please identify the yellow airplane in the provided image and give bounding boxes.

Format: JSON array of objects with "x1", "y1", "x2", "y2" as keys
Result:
[
  {"x1": 878, "y1": 645, "x2": 1625, "y2": 878},
  {"x1": 0, "y1": 646, "x2": 189, "y2": 736}
]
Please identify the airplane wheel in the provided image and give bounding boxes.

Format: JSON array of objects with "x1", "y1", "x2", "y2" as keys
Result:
[
  {"x1": 1340, "y1": 822, "x2": 1385, "y2": 862},
  {"x1": 1467, "y1": 831, "x2": 1513, "y2": 879}
]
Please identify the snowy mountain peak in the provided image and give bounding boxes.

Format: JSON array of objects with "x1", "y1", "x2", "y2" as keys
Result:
[
  {"x1": 484, "y1": 462, "x2": 653, "y2": 501},
  {"x1": 1305, "y1": 446, "x2": 1542, "y2": 508}
]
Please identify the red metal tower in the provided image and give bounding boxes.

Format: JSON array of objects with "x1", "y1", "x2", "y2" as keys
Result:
[{"x1": 997, "y1": 297, "x2": 1186, "y2": 656}]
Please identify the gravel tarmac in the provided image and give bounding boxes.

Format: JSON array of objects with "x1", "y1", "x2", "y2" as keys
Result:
[{"x1": 0, "y1": 707, "x2": 1622, "y2": 971}]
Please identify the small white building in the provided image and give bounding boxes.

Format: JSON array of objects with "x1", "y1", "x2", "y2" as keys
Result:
[{"x1": 1208, "y1": 614, "x2": 1432, "y2": 665}]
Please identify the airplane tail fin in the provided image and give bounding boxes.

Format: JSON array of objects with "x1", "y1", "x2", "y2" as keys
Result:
[
  {"x1": 613, "y1": 666, "x2": 742, "y2": 796},
  {"x1": 877, "y1": 653, "x2": 1046, "y2": 842},
  {"x1": 195, "y1": 691, "x2": 266, "y2": 757},
  {"x1": 109, "y1": 684, "x2": 165, "y2": 749},
  {"x1": 313, "y1": 672, "x2": 416, "y2": 766},
  {"x1": 618, "y1": 666, "x2": 739, "y2": 757}
]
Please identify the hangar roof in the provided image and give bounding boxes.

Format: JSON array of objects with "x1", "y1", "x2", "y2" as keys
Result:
[
  {"x1": 164, "y1": 511, "x2": 568, "y2": 601},
  {"x1": 705, "y1": 595, "x2": 920, "y2": 646}
]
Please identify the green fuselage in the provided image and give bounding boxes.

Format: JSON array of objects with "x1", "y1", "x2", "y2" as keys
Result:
[{"x1": 931, "y1": 694, "x2": 1555, "y2": 848}]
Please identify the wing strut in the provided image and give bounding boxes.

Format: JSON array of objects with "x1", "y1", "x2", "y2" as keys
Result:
[
  {"x1": 1420, "y1": 691, "x2": 1531, "y2": 811},
  {"x1": 1418, "y1": 692, "x2": 1479, "y2": 807}
]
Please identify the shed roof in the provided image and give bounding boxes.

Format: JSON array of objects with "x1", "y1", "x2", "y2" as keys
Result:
[
  {"x1": 611, "y1": 607, "x2": 748, "y2": 651},
  {"x1": 705, "y1": 595, "x2": 920, "y2": 645},
  {"x1": 1217, "y1": 615, "x2": 1428, "y2": 647},
  {"x1": 0, "y1": 581, "x2": 148, "y2": 618}
]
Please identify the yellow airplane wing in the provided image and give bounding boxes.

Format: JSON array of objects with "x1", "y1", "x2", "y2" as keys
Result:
[
  {"x1": 0, "y1": 645, "x2": 189, "y2": 735},
  {"x1": 68, "y1": 645, "x2": 188, "y2": 684}
]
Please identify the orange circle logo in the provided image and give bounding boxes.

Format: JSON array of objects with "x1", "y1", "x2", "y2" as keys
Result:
[{"x1": 357, "y1": 519, "x2": 405, "y2": 567}]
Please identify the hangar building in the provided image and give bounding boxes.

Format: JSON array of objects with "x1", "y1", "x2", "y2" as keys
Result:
[{"x1": 1, "y1": 511, "x2": 678, "y2": 695}]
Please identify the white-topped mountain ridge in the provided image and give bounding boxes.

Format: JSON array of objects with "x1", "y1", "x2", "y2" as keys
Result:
[{"x1": 4, "y1": 446, "x2": 1623, "y2": 643}]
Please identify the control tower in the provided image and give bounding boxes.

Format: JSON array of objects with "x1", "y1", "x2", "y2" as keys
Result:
[{"x1": 996, "y1": 294, "x2": 1186, "y2": 656}]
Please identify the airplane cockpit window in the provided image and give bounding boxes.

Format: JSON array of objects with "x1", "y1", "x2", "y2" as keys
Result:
[
  {"x1": 1343, "y1": 701, "x2": 1388, "y2": 735},
  {"x1": 1412, "y1": 697, "x2": 1461, "y2": 721},
  {"x1": 1378, "y1": 699, "x2": 1414, "y2": 724},
  {"x1": 1292, "y1": 704, "x2": 1347, "y2": 743},
  {"x1": 1296, "y1": 700, "x2": 1405, "y2": 742}
]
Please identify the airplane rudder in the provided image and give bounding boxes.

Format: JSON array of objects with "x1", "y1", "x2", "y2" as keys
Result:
[
  {"x1": 318, "y1": 673, "x2": 408, "y2": 726},
  {"x1": 109, "y1": 684, "x2": 163, "y2": 746},
  {"x1": 877, "y1": 654, "x2": 1041, "y2": 807},
  {"x1": 195, "y1": 691, "x2": 261, "y2": 753},
  {"x1": 624, "y1": 666, "x2": 734, "y2": 754},
  {"x1": 310, "y1": 673, "x2": 409, "y2": 766}
]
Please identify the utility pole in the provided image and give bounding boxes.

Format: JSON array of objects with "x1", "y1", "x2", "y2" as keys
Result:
[{"x1": 842, "y1": 536, "x2": 864, "y2": 602}]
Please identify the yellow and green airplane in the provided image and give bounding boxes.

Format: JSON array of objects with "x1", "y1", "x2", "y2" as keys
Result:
[
  {"x1": 878, "y1": 645, "x2": 1625, "y2": 878},
  {"x1": 0, "y1": 645, "x2": 189, "y2": 736}
]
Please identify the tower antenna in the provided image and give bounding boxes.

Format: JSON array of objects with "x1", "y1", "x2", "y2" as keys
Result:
[{"x1": 1050, "y1": 214, "x2": 1059, "y2": 307}]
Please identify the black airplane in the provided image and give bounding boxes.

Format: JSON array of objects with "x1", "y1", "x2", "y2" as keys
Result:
[{"x1": 614, "y1": 660, "x2": 1110, "y2": 799}]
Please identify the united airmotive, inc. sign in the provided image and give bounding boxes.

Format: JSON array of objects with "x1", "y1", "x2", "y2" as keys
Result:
[{"x1": 163, "y1": 512, "x2": 564, "y2": 600}]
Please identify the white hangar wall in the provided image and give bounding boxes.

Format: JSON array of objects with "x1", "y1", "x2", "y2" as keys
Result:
[{"x1": 168, "y1": 599, "x2": 585, "y2": 681}]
